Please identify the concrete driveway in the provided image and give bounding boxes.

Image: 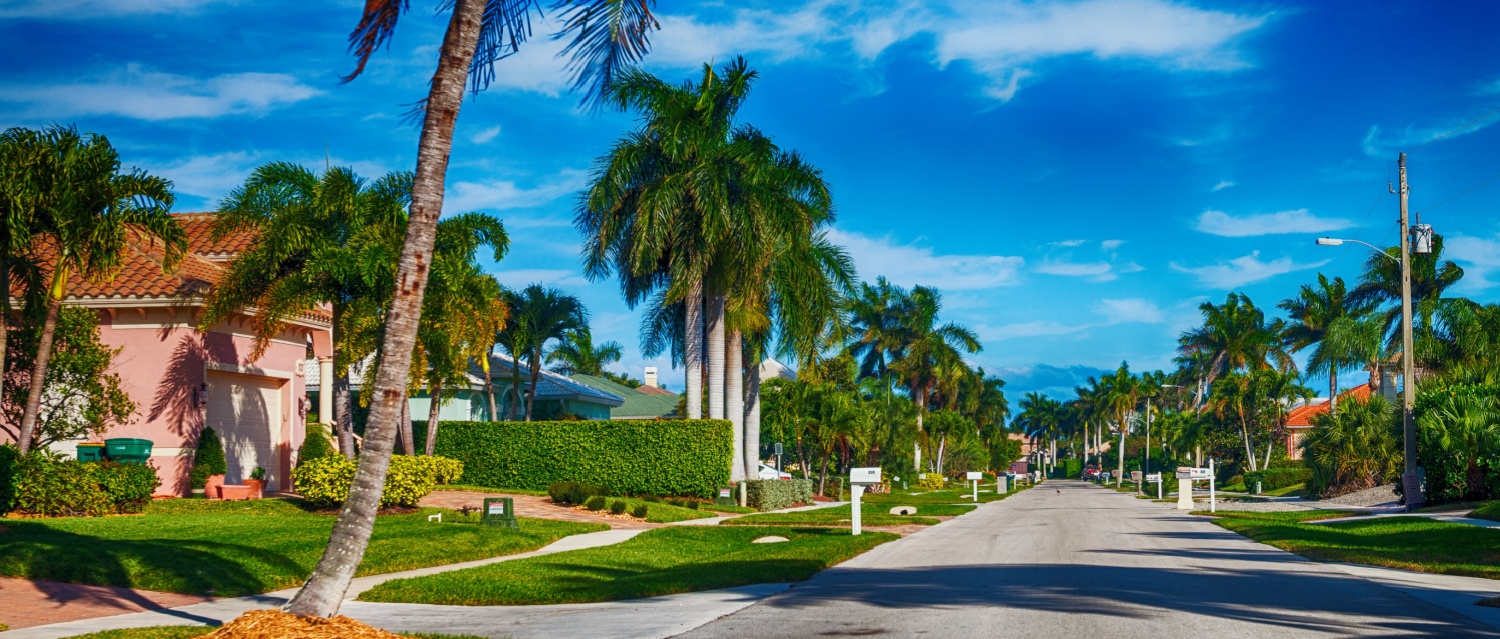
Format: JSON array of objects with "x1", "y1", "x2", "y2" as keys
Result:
[{"x1": 676, "y1": 480, "x2": 1500, "y2": 638}]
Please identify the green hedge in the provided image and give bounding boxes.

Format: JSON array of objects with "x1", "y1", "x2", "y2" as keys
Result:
[
  {"x1": 746, "y1": 478, "x2": 814, "y2": 511},
  {"x1": 1242, "y1": 466, "x2": 1311, "y2": 492},
  {"x1": 0, "y1": 446, "x2": 161, "y2": 516},
  {"x1": 415, "y1": 419, "x2": 732, "y2": 498},
  {"x1": 291, "y1": 454, "x2": 461, "y2": 508},
  {"x1": 1049, "y1": 458, "x2": 1082, "y2": 479}
]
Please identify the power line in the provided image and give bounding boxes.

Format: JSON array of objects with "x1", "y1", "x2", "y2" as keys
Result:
[
  {"x1": 1404, "y1": 102, "x2": 1500, "y2": 154},
  {"x1": 1417, "y1": 168, "x2": 1500, "y2": 214}
]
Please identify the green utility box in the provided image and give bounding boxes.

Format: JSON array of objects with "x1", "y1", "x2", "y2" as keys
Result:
[
  {"x1": 481, "y1": 497, "x2": 519, "y2": 529},
  {"x1": 104, "y1": 438, "x2": 153, "y2": 463},
  {"x1": 76, "y1": 443, "x2": 106, "y2": 462}
]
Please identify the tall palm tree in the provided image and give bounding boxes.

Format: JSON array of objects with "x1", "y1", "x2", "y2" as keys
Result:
[
  {"x1": 13, "y1": 126, "x2": 185, "y2": 454},
  {"x1": 287, "y1": 0, "x2": 658, "y2": 617},
  {"x1": 1178, "y1": 292, "x2": 1292, "y2": 385},
  {"x1": 1279, "y1": 274, "x2": 1374, "y2": 415},
  {"x1": 1349, "y1": 236, "x2": 1465, "y2": 351},
  {"x1": 505, "y1": 284, "x2": 586, "y2": 421},
  {"x1": 1101, "y1": 363, "x2": 1142, "y2": 485},
  {"x1": 546, "y1": 327, "x2": 623, "y2": 376},
  {"x1": 0, "y1": 127, "x2": 52, "y2": 392},
  {"x1": 203, "y1": 163, "x2": 412, "y2": 457},
  {"x1": 889, "y1": 285, "x2": 981, "y2": 472}
]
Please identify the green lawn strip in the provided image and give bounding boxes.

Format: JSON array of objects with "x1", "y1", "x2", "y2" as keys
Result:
[
  {"x1": 1471, "y1": 502, "x2": 1500, "y2": 522},
  {"x1": 1263, "y1": 482, "x2": 1308, "y2": 498},
  {"x1": 1206, "y1": 512, "x2": 1500, "y2": 579},
  {"x1": 721, "y1": 504, "x2": 945, "y2": 527},
  {"x1": 1193, "y1": 509, "x2": 1368, "y2": 523},
  {"x1": 358, "y1": 526, "x2": 898, "y2": 606},
  {"x1": 587, "y1": 497, "x2": 715, "y2": 523},
  {"x1": 702, "y1": 503, "x2": 757, "y2": 514},
  {"x1": 863, "y1": 487, "x2": 1007, "y2": 505},
  {"x1": 60, "y1": 627, "x2": 487, "y2": 639},
  {"x1": 0, "y1": 498, "x2": 604, "y2": 596}
]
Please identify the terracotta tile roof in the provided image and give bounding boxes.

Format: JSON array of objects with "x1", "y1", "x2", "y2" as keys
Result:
[
  {"x1": 26, "y1": 231, "x2": 221, "y2": 299},
  {"x1": 636, "y1": 384, "x2": 675, "y2": 396},
  {"x1": 1286, "y1": 383, "x2": 1374, "y2": 428},
  {"x1": 173, "y1": 212, "x2": 257, "y2": 258}
]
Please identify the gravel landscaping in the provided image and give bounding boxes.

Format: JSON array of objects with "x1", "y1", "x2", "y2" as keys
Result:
[{"x1": 1313, "y1": 484, "x2": 1399, "y2": 508}]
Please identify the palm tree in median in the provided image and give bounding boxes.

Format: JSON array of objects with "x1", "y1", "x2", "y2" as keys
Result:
[
  {"x1": 1279, "y1": 274, "x2": 1374, "y2": 415},
  {"x1": 287, "y1": 0, "x2": 659, "y2": 616},
  {"x1": 203, "y1": 163, "x2": 411, "y2": 457},
  {"x1": 13, "y1": 126, "x2": 185, "y2": 454}
]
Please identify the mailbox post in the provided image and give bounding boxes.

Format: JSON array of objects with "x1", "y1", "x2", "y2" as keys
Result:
[
  {"x1": 849, "y1": 467, "x2": 882, "y2": 536},
  {"x1": 965, "y1": 471, "x2": 982, "y2": 501},
  {"x1": 481, "y1": 497, "x2": 519, "y2": 529},
  {"x1": 1147, "y1": 473, "x2": 1162, "y2": 500}
]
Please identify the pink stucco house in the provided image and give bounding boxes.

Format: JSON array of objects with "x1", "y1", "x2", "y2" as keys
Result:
[{"x1": 28, "y1": 214, "x2": 332, "y2": 496}]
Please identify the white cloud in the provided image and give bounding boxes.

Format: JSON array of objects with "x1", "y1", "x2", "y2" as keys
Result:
[
  {"x1": 932, "y1": 0, "x2": 1268, "y2": 101},
  {"x1": 651, "y1": 2, "x2": 839, "y2": 68},
  {"x1": 1036, "y1": 259, "x2": 1115, "y2": 281},
  {"x1": 1052, "y1": 239, "x2": 1087, "y2": 247},
  {"x1": 976, "y1": 320, "x2": 1089, "y2": 341},
  {"x1": 0, "y1": 64, "x2": 319, "y2": 121},
  {"x1": 1100, "y1": 239, "x2": 1126, "y2": 251},
  {"x1": 471, "y1": 125, "x2": 502, "y2": 144},
  {"x1": 491, "y1": 268, "x2": 589, "y2": 289},
  {"x1": 0, "y1": 0, "x2": 231, "y2": 18},
  {"x1": 1212, "y1": 180, "x2": 1236, "y2": 192},
  {"x1": 827, "y1": 228, "x2": 1024, "y2": 290},
  {"x1": 1094, "y1": 298, "x2": 1164, "y2": 324},
  {"x1": 444, "y1": 169, "x2": 587, "y2": 214},
  {"x1": 145, "y1": 151, "x2": 263, "y2": 203},
  {"x1": 1446, "y1": 234, "x2": 1500, "y2": 290},
  {"x1": 1362, "y1": 113, "x2": 1500, "y2": 158},
  {"x1": 1170, "y1": 251, "x2": 1327, "y2": 288},
  {"x1": 1195, "y1": 208, "x2": 1353, "y2": 237}
]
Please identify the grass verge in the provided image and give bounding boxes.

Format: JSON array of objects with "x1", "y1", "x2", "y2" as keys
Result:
[
  {"x1": 1203, "y1": 510, "x2": 1500, "y2": 579},
  {"x1": 862, "y1": 483, "x2": 1026, "y2": 505},
  {"x1": 703, "y1": 503, "x2": 757, "y2": 514},
  {"x1": 721, "y1": 503, "x2": 963, "y2": 527},
  {"x1": 1471, "y1": 501, "x2": 1500, "y2": 522},
  {"x1": 359, "y1": 526, "x2": 898, "y2": 606},
  {"x1": 0, "y1": 498, "x2": 605, "y2": 596},
  {"x1": 599, "y1": 497, "x2": 716, "y2": 523},
  {"x1": 59, "y1": 627, "x2": 487, "y2": 639}
]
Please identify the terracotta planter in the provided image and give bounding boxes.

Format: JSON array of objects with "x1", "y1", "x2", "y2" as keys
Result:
[
  {"x1": 205, "y1": 474, "x2": 226, "y2": 499},
  {"x1": 244, "y1": 479, "x2": 264, "y2": 500}
]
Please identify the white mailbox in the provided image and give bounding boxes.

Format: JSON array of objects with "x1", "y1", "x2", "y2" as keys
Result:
[
  {"x1": 1146, "y1": 473, "x2": 1162, "y2": 483},
  {"x1": 850, "y1": 467, "x2": 882, "y2": 485},
  {"x1": 965, "y1": 471, "x2": 982, "y2": 480},
  {"x1": 1190, "y1": 467, "x2": 1212, "y2": 480}
]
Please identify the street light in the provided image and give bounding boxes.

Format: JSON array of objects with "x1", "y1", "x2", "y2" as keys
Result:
[{"x1": 1315, "y1": 152, "x2": 1429, "y2": 510}]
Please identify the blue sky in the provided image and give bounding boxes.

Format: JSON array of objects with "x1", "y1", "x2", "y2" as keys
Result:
[{"x1": 4, "y1": 0, "x2": 1499, "y2": 399}]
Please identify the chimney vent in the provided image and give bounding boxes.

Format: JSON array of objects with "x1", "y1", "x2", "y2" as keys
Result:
[{"x1": 644, "y1": 367, "x2": 659, "y2": 388}]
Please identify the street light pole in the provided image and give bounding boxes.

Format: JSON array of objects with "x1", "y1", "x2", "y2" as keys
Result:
[
  {"x1": 1141, "y1": 398, "x2": 1151, "y2": 495},
  {"x1": 1396, "y1": 153, "x2": 1423, "y2": 510}
]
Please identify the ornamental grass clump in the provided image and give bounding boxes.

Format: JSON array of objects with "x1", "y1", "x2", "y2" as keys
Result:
[
  {"x1": 631, "y1": 504, "x2": 648, "y2": 518},
  {"x1": 584, "y1": 495, "x2": 607, "y2": 511},
  {"x1": 609, "y1": 499, "x2": 627, "y2": 515}
]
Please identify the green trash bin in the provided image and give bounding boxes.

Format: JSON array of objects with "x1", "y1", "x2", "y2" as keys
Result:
[
  {"x1": 76, "y1": 443, "x2": 106, "y2": 462},
  {"x1": 104, "y1": 438, "x2": 153, "y2": 463}
]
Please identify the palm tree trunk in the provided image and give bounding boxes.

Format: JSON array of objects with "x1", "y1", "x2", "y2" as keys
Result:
[
  {"x1": 17, "y1": 291, "x2": 63, "y2": 455},
  {"x1": 1117, "y1": 420, "x2": 1126, "y2": 487},
  {"x1": 685, "y1": 280, "x2": 704, "y2": 420},
  {"x1": 743, "y1": 358, "x2": 761, "y2": 481},
  {"x1": 796, "y1": 432, "x2": 810, "y2": 481},
  {"x1": 0, "y1": 256, "x2": 9, "y2": 423},
  {"x1": 935, "y1": 433, "x2": 947, "y2": 475},
  {"x1": 332, "y1": 305, "x2": 355, "y2": 459},
  {"x1": 914, "y1": 391, "x2": 925, "y2": 473},
  {"x1": 399, "y1": 389, "x2": 414, "y2": 455},
  {"x1": 1328, "y1": 368, "x2": 1338, "y2": 417},
  {"x1": 726, "y1": 329, "x2": 744, "y2": 482},
  {"x1": 482, "y1": 358, "x2": 497, "y2": 421},
  {"x1": 508, "y1": 355, "x2": 523, "y2": 422},
  {"x1": 706, "y1": 294, "x2": 725, "y2": 420},
  {"x1": 817, "y1": 450, "x2": 829, "y2": 496},
  {"x1": 424, "y1": 382, "x2": 442, "y2": 456},
  {"x1": 282, "y1": 0, "x2": 483, "y2": 617},
  {"x1": 526, "y1": 346, "x2": 543, "y2": 422}
]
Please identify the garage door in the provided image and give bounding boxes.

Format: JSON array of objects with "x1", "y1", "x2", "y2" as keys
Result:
[{"x1": 204, "y1": 371, "x2": 282, "y2": 491}]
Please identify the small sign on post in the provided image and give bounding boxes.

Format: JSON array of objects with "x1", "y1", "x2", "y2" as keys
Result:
[
  {"x1": 481, "y1": 497, "x2": 519, "y2": 529},
  {"x1": 849, "y1": 467, "x2": 882, "y2": 536}
]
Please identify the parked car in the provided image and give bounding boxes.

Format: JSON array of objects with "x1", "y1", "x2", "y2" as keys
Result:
[{"x1": 758, "y1": 463, "x2": 792, "y2": 480}]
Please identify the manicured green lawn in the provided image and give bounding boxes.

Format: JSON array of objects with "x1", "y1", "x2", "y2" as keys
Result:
[
  {"x1": 592, "y1": 497, "x2": 716, "y2": 523},
  {"x1": 1472, "y1": 501, "x2": 1500, "y2": 522},
  {"x1": 0, "y1": 498, "x2": 604, "y2": 596},
  {"x1": 1204, "y1": 510, "x2": 1500, "y2": 579},
  {"x1": 60, "y1": 626, "x2": 486, "y2": 639},
  {"x1": 1264, "y1": 482, "x2": 1308, "y2": 497},
  {"x1": 703, "y1": 503, "x2": 757, "y2": 514},
  {"x1": 862, "y1": 483, "x2": 1023, "y2": 505},
  {"x1": 359, "y1": 526, "x2": 898, "y2": 606},
  {"x1": 722, "y1": 503, "x2": 969, "y2": 527}
]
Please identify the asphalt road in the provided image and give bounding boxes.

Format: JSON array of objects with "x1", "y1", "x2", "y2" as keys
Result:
[{"x1": 676, "y1": 480, "x2": 1500, "y2": 638}]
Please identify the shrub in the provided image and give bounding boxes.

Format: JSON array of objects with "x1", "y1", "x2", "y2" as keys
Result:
[
  {"x1": 584, "y1": 495, "x2": 607, "y2": 511},
  {"x1": 190, "y1": 427, "x2": 227, "y2": 489},
  {"x1": 1242, "y1": 466, "x2": 1313, "y2": 492},
  {"x1": 291, "y1": 455, "x2": 441, "y2": 509},
  {"x1": 642, "y1": 494, "x2": 661, "y2": 503},
  {"x1": 297, "y1": 422, "x2": 338, "y2": 467},
  {"x1": 917, "y1": 473, "x2": 946, "y2": 491},
  {"x1": 609, "y1": 499, "x2": 627, "y2": 514},
  {"x1": 745, "y1": 479, "x2": 814, "y2": 511},
  {"x1": 0, "y1": 449, "x2": 160, "y2": 516},
  {"x1": 413, "y1": 419, "x2": 732, "y2": 498},
  {"x1": 631, "y1": 504, "x2": 648, "y2": 518},
  {"x1": 409, "y1": 455, "x2": 464, "y2": 485},
  {"x1": 547, "y1": 480, "x2": 601, "y2": 505},
  {"x1": 821, "y1": 476, "x2": 844, "y2": 500},
  {"x1": 685, "y1": 500, "x2": 700, "y2": 510}
]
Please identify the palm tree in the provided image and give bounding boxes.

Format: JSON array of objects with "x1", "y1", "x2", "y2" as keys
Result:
[
  {"x1": 13, "y1": 126, "x2": 185, "y2": 454},
  {"x1": 1418, "y1": 386, "x2": 1500, "y2": 499},
  {"x1": 505, "y1": 284, "x2": 586, "y2": 421},
  {"x1": 0, "y1": 127, "x2": 51, "y2": 392},
  {"x1": 889, "y1": 285, "x2": 980, "y2": 472},
  {"x1": 547, "y1": 327, "x2": 623, "y2": 376},
  {"x1": 1279, "y1": 274, "x2": 1374, "y2": 415},
  {"x1": 285, "y1": 0, "x2": 658, "y2": 617},
  {"x1": 202, "y1": 163, "x2": 412, "y2": 457},
  {"x1": 1100, "y1": 363, "x2": 1142, "y2": 485},
  {"x1": 1304, "y1": 395, "x2": 1401, "y2": 497},
  {"x1": 1349, "y1": 236, "x2": 1464, "y2": 350}
]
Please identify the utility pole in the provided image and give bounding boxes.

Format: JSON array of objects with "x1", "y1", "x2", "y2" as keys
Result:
[
  {"x1": 1395, "y1": 153, "x2": 1424, "y2": 510},
  {"x1": 1140, "y1": 399, "x2": 1151, "y2": 495}
]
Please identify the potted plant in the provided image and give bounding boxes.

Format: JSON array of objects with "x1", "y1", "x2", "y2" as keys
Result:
[
  {"x1": 191, "y1": 428, "x2": 227, "y2": 498},
  {"x1": 245, "y1": 467, "x2": 266, "y2": 499}
]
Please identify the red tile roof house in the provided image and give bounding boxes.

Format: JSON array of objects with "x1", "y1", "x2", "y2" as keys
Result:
[
  {"x1": 1283, "y1": 382, "x2": 1383, "y2": 459},
  {"x1": 10, "y1": 214, "x2": 333, "y2": 497}
]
